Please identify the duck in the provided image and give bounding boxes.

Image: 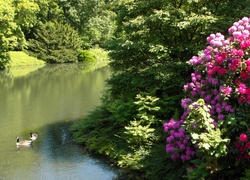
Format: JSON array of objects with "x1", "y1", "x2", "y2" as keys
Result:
[
  {"x1": 16, "y1": 137, "x2": 32, "y2": 147},
  {"x1": 30, "y1": 130, "x2": 38, "y2": 141}
]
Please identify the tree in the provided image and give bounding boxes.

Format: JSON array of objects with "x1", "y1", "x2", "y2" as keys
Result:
[
  {"x1": 56, "y1": 0, "x2": 99, "y2": 33},
  {"x1": 13, "y1": 0, "x2": 39, "y2": 31},
  {"x1": 0, "y1": 0, "x2": 14, "y2": 69},
  {"x1": 84, "y1": 9, "x2": 117, "y2": 47},
  {"x1": 56, "y1": 0, "x2": 117, "y2": 48},
  {"x1": 33, "y1": 0, "x2": 64, "y2": 23},
  {"x1": 28, "y1": 21, "x2": 82, "y2": 63},
  {"x1": 0, "y1": 0, "x2": 40, "y2": 69}
]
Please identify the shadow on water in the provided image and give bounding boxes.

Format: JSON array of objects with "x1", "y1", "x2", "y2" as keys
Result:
[{"x1": 28, "y1": 120, "x2": 127, "y2": 180}]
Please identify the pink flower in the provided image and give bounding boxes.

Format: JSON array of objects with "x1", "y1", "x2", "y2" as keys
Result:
[
  {"x1": 220, "y1": 86, "x2": 232, "y2": 96},
  {"x1": 183, "y1": 84, "x2": 189, "y2": 90},
  {"x1": 246, "y1": 94, "x2": 250, "y2": 103},
  {"x1": 242, "y1": 30, "x2": 250, "y2": 37},
  {"x1": 234, "y1": 78, "x2": 241, "y2": 85},
  {"x1": 240, "y1": 40, "x2": 250, "y2": 49},
  {"x1": 228, "y1": 26, "x2": 237, "y2": 34},
  {"x1": 229, "y1": 64, "x2": 237, "y2": 71},
  {"x1": 215, "y1": 54, "x2": 224, "y2": 64},
  {"x1": 230, "y1": 48, "x2": 238, "y2": 56},
  {"x1": 242, "y1": 17, "x2": 249, "y2": 23},
  {"x1": 246, "y1": 59, "x2": 250, "y2": 66},
  {"x1": 238, "y1": 83, "x2": 247, "y2": 94},
  {"x1": 246, "y1": 142, "x2": 250, "y2": 149},
  {"x1": 236, "y1": 49, "x2": 244, "y2": 56},
  {"x1": 240, "y1": 71, "x2": 249, "y2": 80},
  {"x1": 218, "y1": 67, "x2": 227, "y2": 75},
  {"x1": 165, "y1": 17, "x2": 250, "y2": 163},
  {"x1": 238, "y1": 25, "x2": 245, "y2": 31},
  {"x1": 246, "y1": 66, "x2": 250, "y2": 72},
  {"x1": 238, "y1": 95, "x2": 246, "y2": 103},
  {"x1": 167, "y1": 136, "x2": 175, "y2": 142},
  {"x1": 218, "y1": 114, "x2": 224, "y2": 120},
  {"x1": 239, "y1": 133, "x2": 248, "y2": 142},
  {"x1": 232, "y1": 31, "x2": 242, "y2": 39}
]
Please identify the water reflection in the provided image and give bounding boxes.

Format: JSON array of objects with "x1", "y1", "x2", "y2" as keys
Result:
[
  {"x1": 0, "y1": 64, "x2": 124, "y2": 180},
  {"x1": 22, "y1": 121, "x2": 121, "y2": 180}
]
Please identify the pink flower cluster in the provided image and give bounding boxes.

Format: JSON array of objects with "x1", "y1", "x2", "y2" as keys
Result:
[
  {"x1": 190, "y1": 16, "x2": 250, "y2": 104},
  {"x1": 164, "y1": 118, "x2": 195, "y2": 161},
  {"x1": 235, "y1": 132, "x2": 250, "y2": 160},
  {"x1": 164, "y1": 17, "x2": 250, "y2": 161},
  {"x1": 183, "y1": 72, "x2": 234, "y2": 122}
]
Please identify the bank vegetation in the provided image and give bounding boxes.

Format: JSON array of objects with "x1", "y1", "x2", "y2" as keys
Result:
[{"x1": 2, "y1": 0, "x2": 250, "y2": 179}]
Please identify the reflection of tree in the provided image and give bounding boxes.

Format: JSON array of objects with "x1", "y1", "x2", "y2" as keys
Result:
[
  {"x1": 0, "y1": 64, "x2": 111, "y2": 130},
  {"x1": 0, "y1": 65, "x2": 120, "y2": 179}
]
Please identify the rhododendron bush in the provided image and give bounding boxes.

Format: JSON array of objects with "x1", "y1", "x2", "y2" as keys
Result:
[{"x1": 164, "y1": 17, "x2": 250, "y2": 178}]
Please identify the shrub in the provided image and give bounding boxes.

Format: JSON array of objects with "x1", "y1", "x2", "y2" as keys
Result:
[
  {"x1": 78, "y1": 50, "x2": 96, "y2": 63},
  {"x1": 28, "y1": 21, "x2": 82, "y2": 63},
  {"x1": 164, "y1": 17, "x2": 250, "y2": 179}
]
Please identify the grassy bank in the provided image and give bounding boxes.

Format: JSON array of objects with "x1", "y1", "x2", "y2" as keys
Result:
[
  {"x1": 9, "y1": 51, "x2": 46, "y2": 67},
  {"x1": 8, "y1": 49, "x2": 110, "y2": 77},
  {"x1": 8, "y1": 51, "x2": 46, "y2": 77},
  {"x1": 9, "y1": 48, "x2": 110, "y2": 68}
]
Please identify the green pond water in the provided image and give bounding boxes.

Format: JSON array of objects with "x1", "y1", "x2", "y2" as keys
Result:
[{"x1": 0, "y1": 64, "x2": 123, "y2": 180}]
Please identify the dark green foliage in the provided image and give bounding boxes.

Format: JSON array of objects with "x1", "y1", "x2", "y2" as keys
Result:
[
  {"x1": 70, "y1": 104, "x2": 125, "y2": 157},
  {"x1": 107, "y1": 0, "x2": 220, "y2": 104},
  {"x1": 0, "y1": 31, "x2": 11, "y2": 69},
  {"x1": 107, "y1": 0, "x2": 250, "y2": 101},
  {"x1": 56, "y1": 0, "x2": 116, "y2": 48},
  {"x1": 0, "y1": 50, "x2": 10, "y2": 70},
  {"x1": 71, "y1": 92, "x2": 166, "y2": 175},
  {"x1": 144, "y1": 143, "x2": 188, "y2": 180},
  {"x1": 78, "y1": 50, "x2": 96, "y2": 63},
  {"x1": 71, "y1": 0, "x2": 250, "y2": 179},
  {"x1": 28, "y1": 21, "x2": 81, "y2": 63},
  {"x1": 0, "y1": 1, "x2": 15, "y2": 69}
]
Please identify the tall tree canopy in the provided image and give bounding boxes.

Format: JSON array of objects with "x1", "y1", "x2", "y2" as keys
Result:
[
  {"x1": 0, "y1": 0, "x2": 14, "y2": 68},
  {"x1": 108, "y1": 0, "x2": 219, "y2": 104},
  {"x1": 0, "y1": 0, "x2": 39, "y2": 69}
]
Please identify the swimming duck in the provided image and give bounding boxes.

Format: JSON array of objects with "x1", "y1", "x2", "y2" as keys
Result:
[
  {"x1": 16, "y1": 137, "x2": 32, "y2": 147},
  {"x1": 30, "y1": 130, "x2": 38, "y2": 141}
]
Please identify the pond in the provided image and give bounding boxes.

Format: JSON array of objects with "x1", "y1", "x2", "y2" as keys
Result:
[{"x1": 0, "y1": 64, "x2": 123, "y2": 180}]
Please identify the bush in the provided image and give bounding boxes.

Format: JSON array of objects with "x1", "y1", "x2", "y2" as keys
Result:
[
  {"x1": 164, "y1": 17, "x2": 250, "y2": 179},
  {"x1": 78, "y1": 50, "x2": 96, "y2": 63},
  {"x1": 28, "y1": 21, "x2": 82, "y2": 63}
]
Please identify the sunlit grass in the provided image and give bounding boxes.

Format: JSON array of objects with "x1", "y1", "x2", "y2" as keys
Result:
[
  {"x1": 8, "y1": 51, "x2": 46, "y2": 77},
  {"x1": 8, "y1": 49, "x2": 110, "y2": 76},
  {"x1": 9, "y1": 51, "x2": 46, "y2": 67}
]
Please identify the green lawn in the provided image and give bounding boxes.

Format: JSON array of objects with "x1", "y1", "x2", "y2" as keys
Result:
[
  {"x1": 9, "y1": 51, "x2": 46, "y2": 67},
  {"x1": 8, "y1": 51, "x2": 46, "y2": 77},
  {"x1": 10, "y1": 51, "x2": 46, "y2": 67},
  {"x1": 8, "y1": 49, "x2": 110, "y2": 77}
]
